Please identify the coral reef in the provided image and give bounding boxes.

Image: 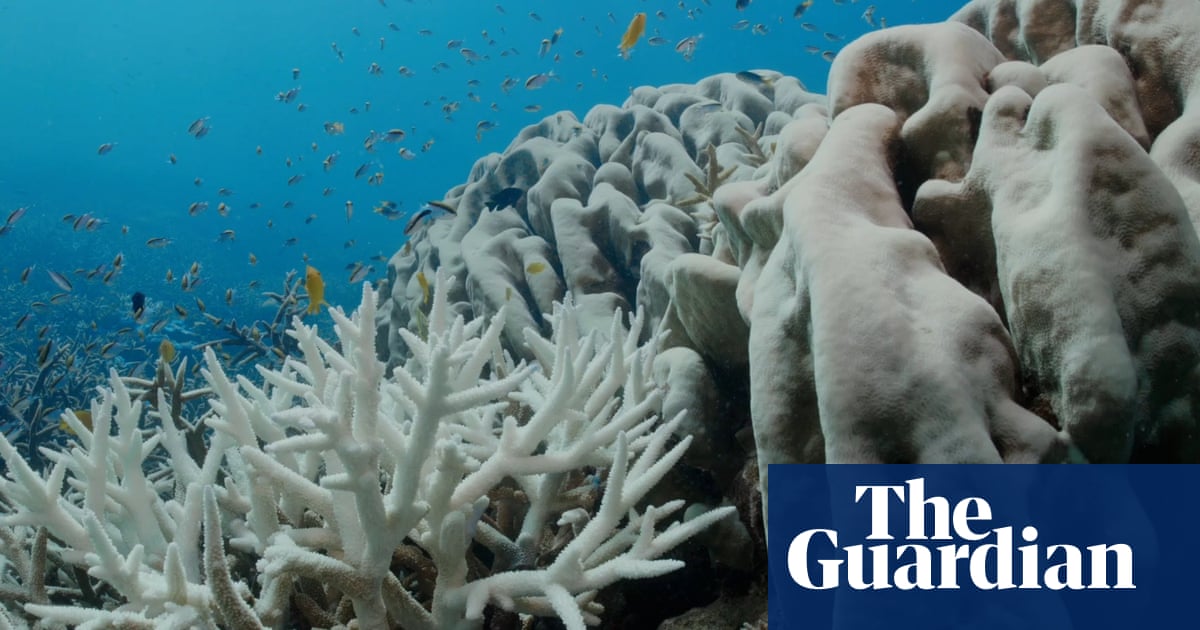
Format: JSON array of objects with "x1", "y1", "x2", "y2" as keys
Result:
[
  {"x1": 382, "y1": 0, "x2": 1200, "y2": 610},
  {"x1": 0, "y1": 278, "x2": 732, "y2": 627},
  {"x1": 6, "y1": 0, "x2": 1200, "y2": 625}
]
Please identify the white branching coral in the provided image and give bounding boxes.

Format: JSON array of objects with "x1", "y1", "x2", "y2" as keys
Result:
[{"x1": 0, "y1": 269, "x2": 733, "y2": 629}]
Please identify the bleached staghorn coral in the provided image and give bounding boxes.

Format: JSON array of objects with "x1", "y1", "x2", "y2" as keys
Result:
[{"x1": 0, "y1": 268, "x2": 732, "y2": 629}]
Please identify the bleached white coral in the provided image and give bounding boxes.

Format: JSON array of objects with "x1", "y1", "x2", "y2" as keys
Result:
[{"x1": 0, "y1": 269, "x2": 732, "y2": 629}]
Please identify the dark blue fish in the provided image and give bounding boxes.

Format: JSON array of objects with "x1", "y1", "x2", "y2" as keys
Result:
[
  {"x1": 132, "y1": 291, "x2": 146, "y2": 318},
  {"x1": 485, "y1": 187, "x2": 524, "y2": 210},
  {"x1": 736, "y1": 0, "x2": 752, "y2": 9}
]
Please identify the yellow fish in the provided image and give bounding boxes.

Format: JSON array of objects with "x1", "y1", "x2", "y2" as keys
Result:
[
  {"x1": 159, "y1": 339, "x2": 176, "y2": 363},
  {"x1": 60, "y1": 410, "x2": 93, "y2": 435},
  {"x1": 305, "y1": 265, "x2": 327, "y2": 314},
  {"x1": 417, "y1": 271, "x2": 430, "y2": 304},
  {"x1": 618, "y1": 12, "x2": 647, "y2": 59},
  {"x1": 526, "y1": 261, "x2": 547, "y2": 274}
]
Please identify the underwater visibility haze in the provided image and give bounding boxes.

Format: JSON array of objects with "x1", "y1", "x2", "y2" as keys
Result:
[{"x1": 0, "y1": 0, "x2": 959, "y2": 456}]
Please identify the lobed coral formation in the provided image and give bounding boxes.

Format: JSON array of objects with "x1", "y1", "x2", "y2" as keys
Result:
[{"x1": 384, "y1": 0, "x2": 1200, "y2": 547}]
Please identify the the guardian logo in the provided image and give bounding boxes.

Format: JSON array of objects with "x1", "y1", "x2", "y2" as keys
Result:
[{"x1": 787, "y1": 478, "x2": 1135, "y2": 591}]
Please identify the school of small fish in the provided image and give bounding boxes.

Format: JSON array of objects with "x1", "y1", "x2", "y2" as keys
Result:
[
  {"x1": 91, "y1": 0, "x2": 882, "y2": 263},
  {"x1": 0, "y1": 0, "x2": 892, "y2": 442}
]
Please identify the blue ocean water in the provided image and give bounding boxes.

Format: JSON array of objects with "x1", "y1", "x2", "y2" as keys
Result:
[{"x1": 0, "y1": 0, "x2": 961, "y2": 456}]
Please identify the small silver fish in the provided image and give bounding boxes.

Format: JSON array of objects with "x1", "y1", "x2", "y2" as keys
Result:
[
  {"x1": 47, "y1": 269, "x2": 73, "y2": 292},
  {"x1": 525, "y1": 71, "x2": 556, "y2": 89},
  {"x1": 862, "y1": 5, "x2": 876, "y2": 27},
  {"x1": 5, "y1": 206, "x2": 26, "y2": 225},
  {"x1": 349, "y1": 264, "x2": 373, "y2": 284},
  {"x1": 276, "y1": 87, "x2": 302, "y2": 103},
  {"x1": 404, "y1": 208, "x2": 433, "y2": 234},
  {"x1": 187, "y1": 117, "x2": 210, "y2": 136},
  {"x1": 675, "y1": 35, "x2": 702, "y2": 60},
  {"x1": 475, "y1": 120, "x2": 497, "y2": 141}
]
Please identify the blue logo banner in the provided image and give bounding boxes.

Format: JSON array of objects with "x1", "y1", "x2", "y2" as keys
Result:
[{"x1": 767, "y1": 465, "x2": 1197, "y2": 629}]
